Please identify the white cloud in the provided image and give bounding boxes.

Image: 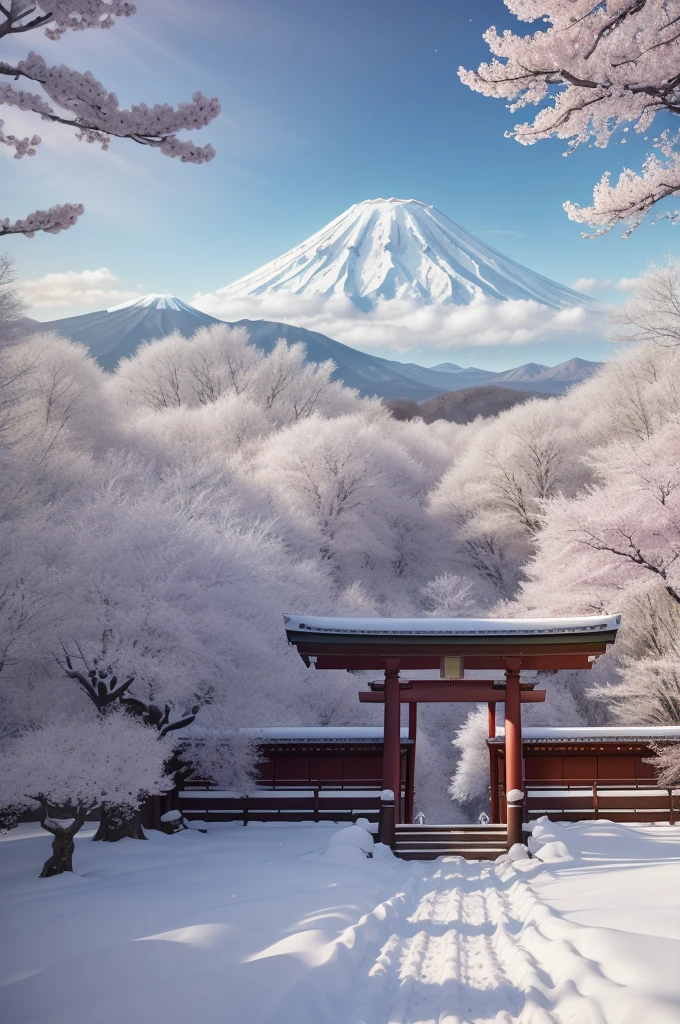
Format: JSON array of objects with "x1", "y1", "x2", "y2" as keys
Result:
[
  {"x1": 19, "y1": 268, "x2": 141, "y2": 313},
  {"x1": 572, "y1": 276, "x2": 641, "y2": 293},
  {"x1": 191, "y1": 289, "x2": 608, "y2": 353}
]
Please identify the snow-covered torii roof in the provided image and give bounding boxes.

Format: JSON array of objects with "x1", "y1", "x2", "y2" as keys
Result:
[
  {"x1": 283, "y1": 613, "x2": 622, "y2": 671},
  {"x1": 284, "y1": 614, "x2": 620, "y2": 645}
]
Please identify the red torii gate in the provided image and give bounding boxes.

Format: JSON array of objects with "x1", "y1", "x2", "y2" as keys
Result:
[{"x1": 284, "y1": 614, "x2": 621, "y2": 847}]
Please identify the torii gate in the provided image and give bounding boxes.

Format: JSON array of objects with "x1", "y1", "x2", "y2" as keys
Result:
[{"x1": 283, "y1": 614, "x2": 621, "y2": 847}]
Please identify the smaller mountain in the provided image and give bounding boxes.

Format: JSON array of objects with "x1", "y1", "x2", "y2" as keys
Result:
[
  {"x1": 38, "y1": 294, "x2": 222, "y2": 370},
  {"x1": 430, "y1": 361, "x2": 463, "y2": 372},
  {"x1": 532, "y1": 357, "x2": 601, "y2": 382},
  {"x1": 486, "y1": 357, "x2": 602, "y2": 394},
  {"x1": 387, "y1": 386, "x2": 547, "y2": 425},
  {"x1": 492, "y1": 362, "x2": 551, "y2": 383}
]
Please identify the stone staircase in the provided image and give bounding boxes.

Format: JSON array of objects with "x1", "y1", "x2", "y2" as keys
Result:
[{"x1": 393, "y1": 823, "x2": 508, "y2": 860}]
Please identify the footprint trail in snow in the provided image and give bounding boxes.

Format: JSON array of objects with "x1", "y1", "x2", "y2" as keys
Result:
[{"x1": 350, "y1": 858, "x2": 557, "y2": 1024}]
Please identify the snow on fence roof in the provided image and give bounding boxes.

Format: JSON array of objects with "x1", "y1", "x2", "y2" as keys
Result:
[
  {"x1": 185, "y1": 727, "x2": 410, "y2": 744},
  {"x1": 495, "y1": 726, "x2": 680, "y2": 742},
  {"x1": 283, "y1": 613, "x2": 621, "y2": 638},
  {"x1": 246, "y1": 727, "x2": 409, "y2": 742}
]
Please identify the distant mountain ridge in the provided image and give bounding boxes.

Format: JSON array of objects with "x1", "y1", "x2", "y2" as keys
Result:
[
  {"x1": 34, "y1": 295, "x2": 602, "y2": 399},
  {"x1": 388, "y1": 386, "x2": 548, "y2": 425}
]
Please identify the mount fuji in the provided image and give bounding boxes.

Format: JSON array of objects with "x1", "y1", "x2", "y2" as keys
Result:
[{"x1": 216, "y1": 197, "x2": 596, "y2": 311}]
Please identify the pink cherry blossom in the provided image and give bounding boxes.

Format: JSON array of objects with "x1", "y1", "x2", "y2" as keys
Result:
[
  {"x1": 1, "y1": 2, "x2": 219, "y2": 235},
  {"x1": 459, "y1": 1, "x2": 680, "y2": 235}
]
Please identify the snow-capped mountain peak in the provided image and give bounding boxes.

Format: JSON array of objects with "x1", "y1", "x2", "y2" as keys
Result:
[
  {"x1": 218, "y1": 198, "x2": 596, "y2": 311},
  {"x1": 107, "y1": 294, "x2": 197, "y2": 313}
]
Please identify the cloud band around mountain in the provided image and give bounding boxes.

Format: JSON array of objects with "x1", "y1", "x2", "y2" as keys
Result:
[{"x1": 191, "y1": 290, "x2": 609, "y2": 353}]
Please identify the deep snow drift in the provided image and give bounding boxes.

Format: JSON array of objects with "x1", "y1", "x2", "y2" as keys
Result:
[
  {"x1": 1, "y1": 819, "x2": 678, "y2": 1023},
  {"x1": 218, "y1": 198, "x2": 597, "y2": 310}
]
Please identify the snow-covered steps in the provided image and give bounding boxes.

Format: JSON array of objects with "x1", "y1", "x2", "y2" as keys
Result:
[{"x1": 393, "y1": 823, "x2": 508, "y2": 860}]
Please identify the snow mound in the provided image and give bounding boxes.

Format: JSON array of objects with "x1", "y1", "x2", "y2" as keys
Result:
[
  {"x1": 317, "y1": 824, "x2": 375, "y2": 865},
  {"x1": 219, "y1": 197, "x2": 598, "y2": 311},
  {"x1": 532, "y1": 840, "x2": 573, "y2": 863}
]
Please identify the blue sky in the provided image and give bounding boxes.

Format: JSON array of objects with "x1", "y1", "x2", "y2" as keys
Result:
[{"x1": 4, "y1": 0, "x2": 677, "y2": 369}]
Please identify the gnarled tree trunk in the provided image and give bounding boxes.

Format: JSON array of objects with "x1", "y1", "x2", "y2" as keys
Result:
[
  {"x1": 38, "y1": 801, "x2": 88, "y2": 878},
  {"x1": 41, "y1": 830, "x2": 77, "y2": 877},
  {"x1": 93, "y1": 802, "x2": 146, "y2": 842}
]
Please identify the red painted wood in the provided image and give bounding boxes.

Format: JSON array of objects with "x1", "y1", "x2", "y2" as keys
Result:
[
  {"x1": 314, "y1": 653, "x2": 599, "y2": 671},
  {"x1": 504, "y1": 665, "x2": 523, "y2": 847},
  {"x1": 525, "y1": 756, "x2": 564, "y2": 782},
  {"x1": 489, "y1": 741, "x2": 500, "y2": 823},
  {"x1": 488, "y1": 702, "x2": 496, "y2": 739},
  {"x1": 406, "y1": 703, "x2": 417, "y2": 823},
  {"x1": 383, "y1": 668, "x2": 402, "y2": 823},
  {"x1": 359, "y1": 687, "x2": 546, "y2": 703}
]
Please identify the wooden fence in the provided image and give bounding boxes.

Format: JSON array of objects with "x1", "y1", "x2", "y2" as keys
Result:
[
  {"x1": 176, "y1": 785, "x2": 384, "y2": 824},
  {"x1": 523, "y1": 780, "x2": 679, "y2": 824}
]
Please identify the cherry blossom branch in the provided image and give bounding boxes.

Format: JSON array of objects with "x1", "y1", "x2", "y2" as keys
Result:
[
  {"x1": 0, "y1": 56, "x2": 220, "y2": 161},
  {"x1": 1, "y1": 3, "x2": 218, "y2": 235},
  {"x1": 0, "y1": 202, "x2": 84, "y2": 236},
  {"x1": 458, "y1": 0, "x2": 680, "y2": 234},
  {"x1": 0, "y1": 2, "x2": 135, "y2": 42}
]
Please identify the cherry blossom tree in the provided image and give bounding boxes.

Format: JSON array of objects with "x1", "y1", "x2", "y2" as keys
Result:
[
  {"x1": 0, "y1": 713, "x2": 172, "y2": 875},
  {"x1": 459, "y1": 1, "x2": 680, "y2": 235},
  {"x1": 521, "y1": 419, "x2": 680, "y2": 613},
  {"x1": 1, "y1": 2, "x2": 219, "y2": 237}
]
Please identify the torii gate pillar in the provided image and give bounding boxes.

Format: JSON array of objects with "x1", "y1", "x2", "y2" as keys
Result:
[
  {"x1": 504, "y1": 659, "x2": 523, "y2": 846},
  {"x1": 382, "y1": 661, "x2": 402, "y2": 823}
]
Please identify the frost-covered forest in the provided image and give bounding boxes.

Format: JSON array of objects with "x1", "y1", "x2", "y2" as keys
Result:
[{"x1": 2, "y1": 261, "x2": 680, "y2": 841}]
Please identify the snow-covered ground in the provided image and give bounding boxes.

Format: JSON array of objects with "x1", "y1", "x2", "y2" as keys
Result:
[{"x1": 1, "y1": 819, "x2": 678, "y2": 1024}]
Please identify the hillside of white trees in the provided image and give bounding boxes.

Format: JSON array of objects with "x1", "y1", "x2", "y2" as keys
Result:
[{"x1": 2, "y1": 262, "x2": 679, "y2": 850}]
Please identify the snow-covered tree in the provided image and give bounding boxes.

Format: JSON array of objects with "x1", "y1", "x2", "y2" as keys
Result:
[
  {"x1": 612, "y1": 259, "x2": 680, "y2": 349},
  {"x1": 521, "y1": 419, "x2": 680, "y2": 613},
  {"x1": 1, "y1": 2, "x2": 219, "y2": 236},
  {"x1": 460, "y1": 1, "x2": 680, "y2": 235},
  {"x1": 111, "y1": 326, "x2": 363, "y2": 427},
  {"x1": 254, "y1": 412, "x2": 453, "y2": 607},
  {"x1": 430, "y1": 397, "x2": 590, "y2": 599},
  {"x1": 0, "y1": 713, "x2": 172, "y2": 875},
  {"x1": 0, "y1": 253, "x2": 27, "y2": 342}
]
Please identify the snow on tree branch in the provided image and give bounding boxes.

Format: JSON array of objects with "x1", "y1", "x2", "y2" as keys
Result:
[
  {"x1": 459, "y1": 1, "x2": 680, "y2": 235},
  {"x1": 1, "y1": 3, "x2": 219, "y2": 235}
]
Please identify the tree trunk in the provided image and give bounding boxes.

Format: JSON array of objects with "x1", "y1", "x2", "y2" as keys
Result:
[
  {"x1": 40, "y1": 831, "x2": 76, "y2": 877},
  {"x1": 37, "y1": 801, "x2": 88, "y2": 878},
  {"x1": 93, "y1": 802, "x2": 146, "y2": 842}
]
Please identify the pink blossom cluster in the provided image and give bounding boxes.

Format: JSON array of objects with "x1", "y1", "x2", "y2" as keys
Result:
[
  {"x1": 459, "y1": 1, "x2": 680, "y2": 234},
  {"x1": 11, "y1": 53, "x2": 220, "y2": 161},
  {"x1": 2, "y1": 1, "x2": 137, "y2": 40},
  {"x1": 1, "y1": 1, "x2": 218, "y2": 235},
  {"x1": 0, "y1": 81, "x2": 52, "y2": 118},
  {"x1": 0, "y1": 118, "x2": 41, "y2": 157},
  {"x1": 1, "y1": 202, "x2": 84, "y2": 236}
]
